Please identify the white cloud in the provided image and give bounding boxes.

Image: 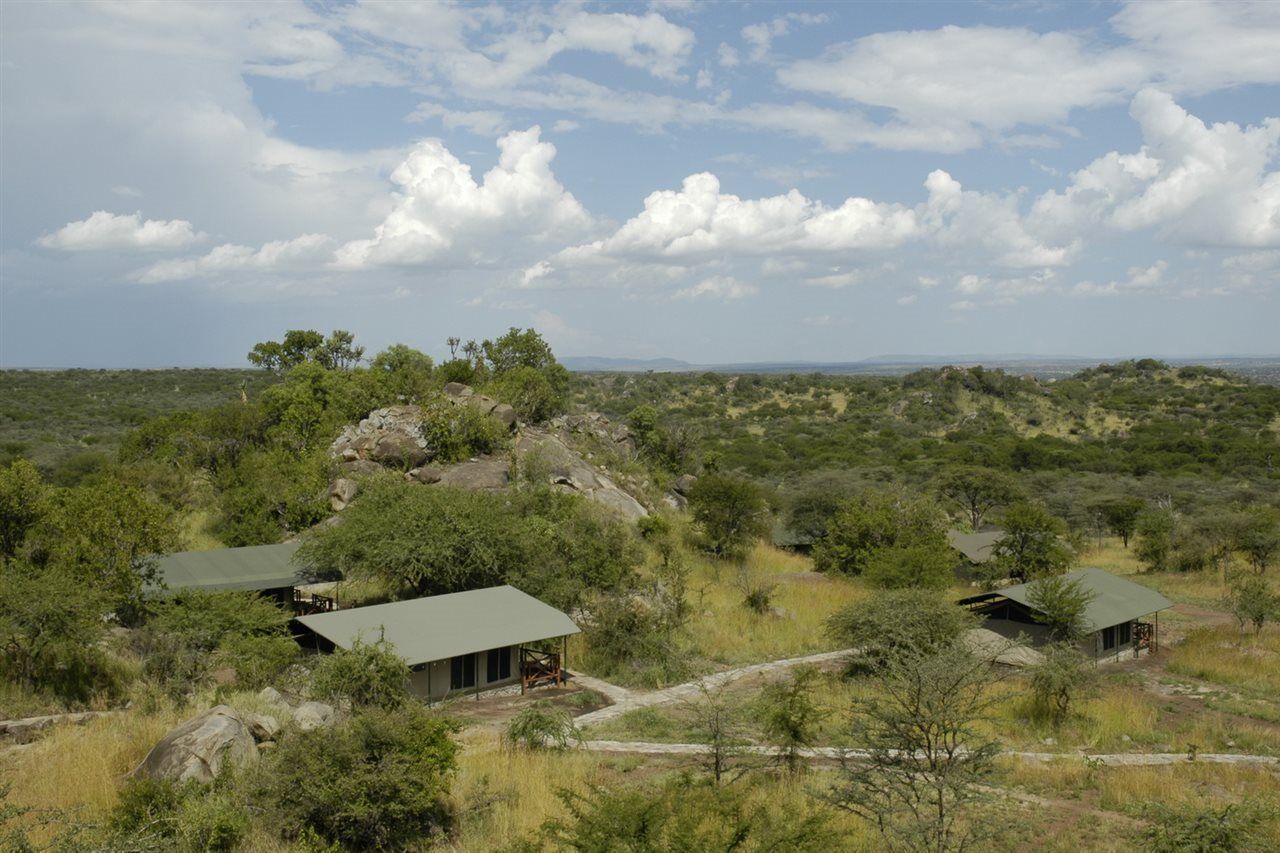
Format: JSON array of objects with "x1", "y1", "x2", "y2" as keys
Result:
[
  {"x1": 37, "y1": 211, "x2": 202, "y2": 251},
  {"x1": 741, "y1": 12, "x2": 828, "y2": 62},
  {"x1": 111, "y1": 185, "x2": 143, "y2": 198},
  {"x1": 922, "y1": 171, "x2": 1076, "y2": 268},
  {"x1": 673, "y1": 275, "x2": 757, "y2": 301},
  {"x1": 407, "y1": 103, "x2": 507, "y2": 136},
  {"x1": 716, "y1": 43, "x2": 739, "y2": 68},
  {"x1": 335, "y1": 127, "x2": 591, "y2": 268},
  {"x1": 551, "y1": 119, "x2": 581, "y2": 133},
  {"x1": 135, "y1": 234, "x2": 334, "y2": 283},
  {"x1": 1072, "y1": 260, "x2": 1168, "y2": 297},
  {"x1": 951, "y1": 269, "x2": 1057, "y2": 304},
  {"x1": 896, "y1": 294, "x2": 918, "y2": 306}
]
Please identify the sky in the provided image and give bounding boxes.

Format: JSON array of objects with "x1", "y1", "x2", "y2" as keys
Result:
[{"x1": 1, "y1": 0, "x2": 1278, "y2": 368}]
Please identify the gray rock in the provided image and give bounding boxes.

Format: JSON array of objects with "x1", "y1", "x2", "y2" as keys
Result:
[
  {"x1": 491, "y1": 403, "x2": 517, "y2": 429},
  {"x1": 408, "y1": 466, "x2": 443, "y2": 484},
  {"x1": 436, "y1": 458, "x2": 510, "y2": 490},
  {"x1": 467, "y1": 394, "x2": 499, "y2": 416},
  {"x1": 329, "y1": 478, "x2": 358, "y2": 511},
  {"x1": 371, "y1": 433, "x2": 430, "y2": 468},
  {"x1": 663, "y1": 490, "x2": 687, "y2": 511},
  {"x1": 294, "y1": 701, "x2": 336, "y2": 732},
  {"x1": 131, "y1": 705, "x2": 258, "y2": 784},
  {"x1": 245, "y1": 713, "x2": 282, "y2": 742},
  {"x1": 443, "y1": 382, "x2": 473, "y2": 398},
  {"x1": 672, "y1": 474, "x2": 698, "y2": 496},
  {"x1": 340, "y1": 448, "x2": 359, "y2": 462},
  {"x1": 257, "y1": 687, "x2": 288, "y2": 707}
]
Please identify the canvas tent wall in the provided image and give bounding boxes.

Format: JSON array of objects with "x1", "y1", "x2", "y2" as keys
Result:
[
  {"x1": 293, "y1": 585, "x2": 580, "y2": 701},
  {"x1": 957, "y1": 568, "x2": 1172, "y2": 660}
]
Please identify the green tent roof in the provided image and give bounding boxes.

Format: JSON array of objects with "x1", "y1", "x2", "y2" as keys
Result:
[
  {"x1": 294, "y1": 585, "x2": 580, "y2": 667},
  {"x1": 154, "y1": 543, "x2": 303, "y2": 593},
  {"x1": 959, "y1": 568, "x2": 1172, "y2": 633},
  {"x1": 947, "y1": 529, "x2": 1003, "y2": 564}
]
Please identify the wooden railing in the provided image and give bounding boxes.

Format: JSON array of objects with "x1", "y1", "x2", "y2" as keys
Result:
[{"x1": 520, "y1": 647, "x2": 563, "y2": 692}]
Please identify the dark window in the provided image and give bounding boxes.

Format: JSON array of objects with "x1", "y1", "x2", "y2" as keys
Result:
[
  {"x1": 1118, "y1": 622, "x2": 1132, "y2": 646},
  {"x1": 451, "y1": 653, "x2": 476, "y2": 689},
  {"x1": 487, "y1": 647, "x2": 512, "y2": 682},
  {"x1": 1101, "y1": 626, "x2": 1116, "y2": 651}
]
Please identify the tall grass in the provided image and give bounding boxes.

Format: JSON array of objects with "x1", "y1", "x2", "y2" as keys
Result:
[{"x1": 1168, "y1": 624, "x2": 1280, "y2": 698}]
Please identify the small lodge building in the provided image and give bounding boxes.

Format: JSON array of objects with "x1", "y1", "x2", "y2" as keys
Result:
[
  {"x1": 957, "y1": 568, "x2": 1173, "y2": 661},
  {"x1": 947, "y1": 528, "x2": 1003, "y2": 580},
  {"x1": 151, "y1": 542, "x2": 334, "y2": 614},
  {"x1": 292, "y1": 585, "x2": 580, "y2": 702}
]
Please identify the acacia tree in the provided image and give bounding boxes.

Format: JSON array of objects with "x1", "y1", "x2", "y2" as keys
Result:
[
  {"x1": 1093, "y1": 496, "x2": 1146, "y2": 548},
  {"x1": 937, "y1": 466, "x2": 1018, "y2": 532},
  {"x1": 1026, "y1": 574, "x2": 1096, "y2": 725},
  {"x1": 759, "y1": 665, "x2": 821, "y2": 775},
  {"x1": 991, "y1": 503, "x2": 1072, "y2": 582},
  {"x1": 683, "y1": 683, "x2": 751, "y2": 785},
  {"x1": 247, "y1": 329, "x2": 364, "y2": 373},
  {"x1": 686, "y1": 474, "x2": 770, "y2": 558},
  {"x1": 831, "y1": 642, "x2": 1002, "y2": 852},
  {"x1": 813, "y1": 489, "x2": 950, "y2": 577}
]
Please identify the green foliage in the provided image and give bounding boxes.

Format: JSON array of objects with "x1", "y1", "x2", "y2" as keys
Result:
[
  {"x1": 0, "y1": 459, "x2": 46, "y2": 558},
  {"x1": 832, "y1": 643, "x2": 1002, "y2": 853},
  {"x1": 369, "y1": 344, "x2": 435, "y2": 403},
  {"x1": 534, "y1": 776, "x2": 837, "y2": 852},
  {"x1": 863, "y1": 542, "x2": 956, "y2": 590},
  {"x1": 826, "y1": 589, "x2": 977, "y2": 674},
  {"x1": 937, "y1": 465, "x2": 1019, "y2": 531},
  {"x1": 309, "y1": 637, "x2": 411, "y2": 710},
  {"x1": 1029, "y1": 642, "x2": 1095, "y2": 726},
  {"x1": 687, "y1": 473, "x2": 770, "y2": 558},
  {"x1": 1236, "y1": 505, "x2": 1280, "y2": 572},
  {"x1": 0, "y1": 563, "x2": 126, "y2": 704},
  {"x1": 1135, "y1": 508, "x2": 1176, "y2": 571},
  {"x1": 257, "y1": 705, "x2": 459, "y2": 851},
  {"x1": 110, "y1": 777, "x2": 249, "y2": 852},
  {"x1": 991, "y1": 502, "x2": 1072, "y2": 582},
  {"x1": 758, "y1": 665, "x2": 821, "y2": 774},
  {"x1": 579, "y1": 591, "x2": 690, "y2": 687},
  {"x1": 1092, "y1": 495, "x2": 1146, "y2": 547},
  {"x1": 297, "y1": 480, "x2": 640, "y2": 610},
  {"x1": 1138, "y1": 799, "x2": 1275, "y2": 853},
  {"x1": 1224, "y1": 571, "x2": 1280, "y2": 637},
  {"x1": 416, "y1": 396, "x2": 509, "y2": 464},
  {"x1": 504, "y1": 705, "x2": 582, "y2": 750},
  {"x1": 484, "y1": 365, "x2": 563, "y2": 422},
  {"x1": 812, "y1": 488, "x2": 949, "y2": 577},
  {"x1": 248, "y1": 329, "x2": 364, "y2": 373},
  {"x1": 1025, "y1": 574, "x2": 1095, "y2": 643},
  {"x1": 214, "y1": 447, "x2": 330, "y2": 546},
  {"x1": 26, "y1": 478, "x2": 177, "y2": 620}
]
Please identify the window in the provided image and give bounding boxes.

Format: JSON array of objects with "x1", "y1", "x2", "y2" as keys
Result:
[
  {"x1": 1118, "y1": 622, "x2": 1131, "y2": 646},
  {"x1": 487, "y1": 647, "x2": 512, "y2": 683},
  {"x1": 1101, "y1": 626, "x2": 1116, "y2": 651},
  {"x1": 450, "y1": 653, "x2": 476, "y2": 689}
]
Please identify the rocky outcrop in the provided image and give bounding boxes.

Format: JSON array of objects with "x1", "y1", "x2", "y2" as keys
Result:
[
  {"x1": 131, "y1": 705, "x2": 258, "y2": 785},
  {"x1": 293, "y1": 701, "x2": 336, "y2": 732},
  {"x1": 0, "y1": 711, "x2": 117, "y2": 745},
  {"x1": 435, "y1": 457, "x2": 511, "y2": 490},
  {"x1": 517, "y1": 430, "x2": 647, "y2": 521},
  {"x1": 663, "y1": 473, "x2": 697, "y2": 510},
  {"x1": 549, "y1": 412, "x2": 637, "y2": 456}
]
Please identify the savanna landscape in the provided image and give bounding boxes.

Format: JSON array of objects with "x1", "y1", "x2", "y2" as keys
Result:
[{"x1": 3, "y1": 329, "x2": 1279, "y2": 851}]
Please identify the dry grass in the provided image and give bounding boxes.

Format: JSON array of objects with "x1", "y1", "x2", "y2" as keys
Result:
[
  {"x1": 681, "y1": 542, "x2": 866, "y2": 666},
  {"x1": 1167, "y1": 623, "x2": 1280, "y2": 698}
]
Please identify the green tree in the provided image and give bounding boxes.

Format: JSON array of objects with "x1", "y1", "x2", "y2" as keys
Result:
[
  {"x1": 316, "y1": 329, "x2": 365, "y2": 371},
  {"x1": 480, "y1": 327, "x2": 559, "y2": 375},
  {"x1": 247, "y1": 329, "x2": 325, "y2": 373},
  {"x1": 0, "y1": 459, "x2": 46, "y2": 559},
  {"x1": 1224, "y1": 571, "x2": 1280, "y2": 639},
  {"x1": 28, "y1": 479, "x2": 177, "y2": 620},
  {"x1": 758, "y1": 665, "x2": 821, "y2": 775},
  {"x1": 258, "y1": 705, "x2": 459, "y2": 850},
  {"x1": 1026, "y1": 573, "x2": 1095, "y2": 643},
  {"x1": 813, "y1": 489, "x2": 949, "y2": 577},
  {"x1": 827, "y1": 590, "x2": 977, "y2": 675},
  {"x1": 1236, "y1": 506, "x2": 1280, "y2": 573},
  {"x1": 863, "y1": 542, "x2": 957, "y2": 590},
  {"x1": 1093, "y1": 496, "x2": 1146, "y2": 548},
  {"x1": 370, "y1": 344, "x2": 435, "y2": 402},
  {"x1": 309, "y1": 637, "x2": 412, "y2": 710},
  {"x1": 1135, "y1": 509, "x2": 1175, "y2": 572},
  {"x1": 686, "y1": 473, "x2": 770, "y2": 558},
  {"x1": 1029, "y1": 642, "x2": 1095, "y2": 726},
  {"x1": 937, "y1": 466, "x2": 1019, "y2": 531},
  {"x1": 830, "y1": 642, "x2": 1002, "y2": 853},
  {"x1": 991, "y1": 502, "x2": 1071, "y2": 582}
]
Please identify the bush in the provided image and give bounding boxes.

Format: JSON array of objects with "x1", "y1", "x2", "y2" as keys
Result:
[
  {"x1": 687, "y1": 474, "x2": 770, "y2": 558},
  {"x1": 863, "y1": 542, "x2": 955, "y2": 590},
  {"x1": 826, "y1": 590, "x2": 977, "y2": 674},
  {"x1": 309, "y1": 637, "x2": 411, "y2": 710},
  {"x1": 257, "y1": 705, "x2": 459, "y2": 850},
  {"x1": 580, "y1": 592, "x2": 690, "y2": 687},
  {"x1": 1139, "y1": 800, "x2": 1274, "y2": 852},
  {"x1": 505, "y1": 706, "x2": 582, "y2": 750},
  {"x1": 813, "y1": 488, "x2": 949, "y2": 577}
]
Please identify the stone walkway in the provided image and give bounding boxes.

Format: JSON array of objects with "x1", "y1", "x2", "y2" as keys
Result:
[
  {"x1": 572, "y1": 648, "x2": 850, "y2": 728},
  {"x1": 580, "y1": 740, "x2": 1280, "y2": 768}
]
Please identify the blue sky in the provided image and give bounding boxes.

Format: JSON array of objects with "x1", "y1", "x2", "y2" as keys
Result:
[{"x1": 2, "y1": 1, "x2": 1277, "y2": 367}]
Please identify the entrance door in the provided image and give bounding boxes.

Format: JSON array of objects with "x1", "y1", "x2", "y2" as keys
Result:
[{"x1": 451, "y1": 653, "x2": 477, "y2": 689}]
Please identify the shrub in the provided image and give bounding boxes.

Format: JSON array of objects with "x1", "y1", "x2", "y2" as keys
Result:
[
  {"x1": 579, "y1": 592, "x2": 690, "y2": 687},
  {"x1": 257, "y1": 705, "x2": 459, "y2": 850},
  {"x1": 1138, "y1": 800, "x2": 1274, "y2": 852},
  {"x1": 687, "y1": 474, "x2": 770, "y2": 558},
  {"x1": 862, "y1": 542, "x2": 955, "y2": 590},
  {"x1": 813, "y1": 488, "x2": 949, "y2": 577},
  {"x1": 826, "y1": 590, "x2": 976, "y2": 674},
  {"x1": 505, "y1": 706, "x2": 582, "y2": 750},
  {"x1": 309, "y1": 637, "x2": 411, "y2": 710}
]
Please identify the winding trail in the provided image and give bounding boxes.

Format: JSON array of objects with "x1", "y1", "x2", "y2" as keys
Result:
[
  {"x1": 578, "y1": 740, "x2": 1280, "y2": 768},
  {"x1": 572, "y1": 649, "x2": 850, "y2": 728}
]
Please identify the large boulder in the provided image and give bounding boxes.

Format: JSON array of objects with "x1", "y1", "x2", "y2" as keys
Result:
[
  {"x1": 293, "y1": 701, "x2": 336, "y2": 732},
  {"x1": 369, "y1": 433, "x2": 430, "y2": 469},
  {"x1": 516, "y1": 430, "x2": 647, "y2": 520},
  {"x1": 435, "y1": 458, "x2": 510, "y2": 490},
  {"x1": 131, "y1": 705, "x2": 258, "y2": 785},
  {"x1": 329, "y1": 478, "x2": 359, "y2": 511}
]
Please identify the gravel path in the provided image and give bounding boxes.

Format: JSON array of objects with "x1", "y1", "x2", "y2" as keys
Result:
[
  {"x1": 572, "y1": 649, "x2": 850, "y2": 728},
  {"x1": 580, "y1": 740, "x2": 1280, "y2": 767}
]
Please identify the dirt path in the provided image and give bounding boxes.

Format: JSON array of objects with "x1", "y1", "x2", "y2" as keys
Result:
[
  {"x1": 572, "y1": 649, "x2": 850, "y2": 728},
  {"x1": 579, "y1": 739, "x2": 1280, "y2": 768}
]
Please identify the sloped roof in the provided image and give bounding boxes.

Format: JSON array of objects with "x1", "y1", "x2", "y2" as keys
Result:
[
  {"x1": 958, "y1": 568, "x2": 1172, "y2": 633},
  {"x1": 947, "y1": 529, "x2": 1003, "y2": 564},
  {"x1": 294, "y1": 585, "x2": 580, "y2": 667},
  {"x1": 154, "y1": 542, "x2": 302, "y2": 592}
]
